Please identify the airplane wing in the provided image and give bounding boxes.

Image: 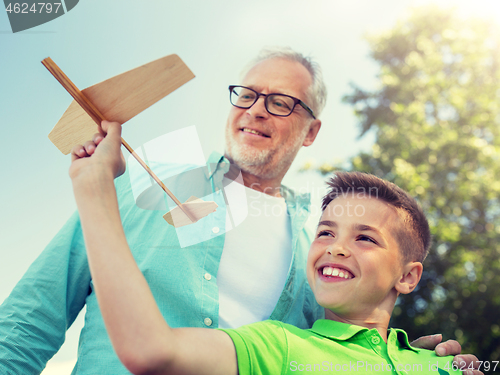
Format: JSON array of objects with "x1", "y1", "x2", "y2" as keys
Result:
[{"x1": 48, "y1": 54, "x2": 195, "y2": 154}]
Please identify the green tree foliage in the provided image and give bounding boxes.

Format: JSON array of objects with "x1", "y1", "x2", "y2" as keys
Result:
[{"x1": 311, "y1": 7, "x2": 500, "y2": 362}]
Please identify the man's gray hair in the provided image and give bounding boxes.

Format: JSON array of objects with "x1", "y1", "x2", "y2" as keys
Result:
[{"x1": 241, "y1": 47, "x2": 327, "y2": 117}]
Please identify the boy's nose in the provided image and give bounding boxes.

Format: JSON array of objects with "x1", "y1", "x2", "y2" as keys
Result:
[{"x1": 326, "y1": 242, "x2": 351, "y2": 257}]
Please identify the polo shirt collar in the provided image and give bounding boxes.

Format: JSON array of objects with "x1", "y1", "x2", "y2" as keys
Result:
[
  {"x1": 311, "y1": 319, "x2": 370, "y2": 341},
  {"x1": 310, "y1": 319, "x2": 419, "y2": 353},
  {"x1": 389, "y1": 328, "x2": 420, "y2": 353}
]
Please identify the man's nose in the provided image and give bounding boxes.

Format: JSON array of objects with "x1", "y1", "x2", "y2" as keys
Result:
[{"x1": 246, "y1": 97, "x2": 269, "y2": 119}]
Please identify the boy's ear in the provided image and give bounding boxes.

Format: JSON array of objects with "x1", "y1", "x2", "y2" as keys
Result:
[{"x1": 395, "y1": 262, "x2": 423, "y2": 295}]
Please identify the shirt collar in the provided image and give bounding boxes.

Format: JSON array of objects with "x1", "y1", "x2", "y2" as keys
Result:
[
  {"x1": 281, "y1": 185, "x2": 311, "y2": 214},
  {"x1": 204, "y1": 152, "x2": 311, "y2": 212},
  {"x1": 310, "y1": 319, "x2": 370, "y2": 341},
  {"x1": 310, "y1": 320, "x2": 419, "y2": 353},
  {"x1": 206, "y1": 152, "x2": 229, "y2": 179},
  {"x1": 389, "y1": 328, "x2": 420, "y2": 353}
]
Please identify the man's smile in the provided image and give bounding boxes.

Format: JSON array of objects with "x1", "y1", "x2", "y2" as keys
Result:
[{"x1": 240, "y1": 127, "x2": 271, "y2": 138}]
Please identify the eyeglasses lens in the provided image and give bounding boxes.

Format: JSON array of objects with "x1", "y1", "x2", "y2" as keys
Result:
[
  {"x1": 230, "y1": 86, "x2": 295, "y2": 116},
  {"x1": 230, "y1": 87, "x2": 257, "y2": 108},
  {"x1": 266, "y1": 94, "x2": 294, "y2": 116}
]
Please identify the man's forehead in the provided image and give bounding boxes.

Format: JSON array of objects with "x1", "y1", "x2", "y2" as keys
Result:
[{"x1": 241, "y1": 58, "x2": 312, "y2": 98}]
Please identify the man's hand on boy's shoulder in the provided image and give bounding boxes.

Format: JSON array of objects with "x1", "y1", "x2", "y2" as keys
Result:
[{"x1": 411, "y1": 334, "x2": 483, "y2": 375}]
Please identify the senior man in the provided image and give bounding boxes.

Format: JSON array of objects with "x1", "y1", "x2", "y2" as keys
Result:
[{"x1": 0, "y1": 47, "x2": 476, "y2": 374}]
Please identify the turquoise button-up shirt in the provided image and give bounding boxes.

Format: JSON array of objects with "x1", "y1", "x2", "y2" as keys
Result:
[{"x1": 0, "y1": 152, "x2": 324, "y2": 374}]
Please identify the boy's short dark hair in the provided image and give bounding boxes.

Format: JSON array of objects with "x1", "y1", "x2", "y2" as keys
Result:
[{"x1": 322, "y1": 171, "x2": 431, "y2": 263}]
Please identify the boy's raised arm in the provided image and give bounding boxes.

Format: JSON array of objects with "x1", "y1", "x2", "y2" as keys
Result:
[{"x1": 70, "y1": 121, "x2": 238, "y2": 375}]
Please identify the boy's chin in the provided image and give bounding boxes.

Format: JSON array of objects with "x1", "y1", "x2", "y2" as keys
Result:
[
  {"x1": 317, "y1": 300, "x2": 352, "y2": 316},
  {"x1": 323, "y1": 308, "x2": 355, "y2": 323}
]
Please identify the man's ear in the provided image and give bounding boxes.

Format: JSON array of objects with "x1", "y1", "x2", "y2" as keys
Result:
[
  {"x1": 395, "y1": 262, "x2": 423, "y2": 295},
  {"x1": 302, "y1": 119, "x2": 321, "y2": 147}
]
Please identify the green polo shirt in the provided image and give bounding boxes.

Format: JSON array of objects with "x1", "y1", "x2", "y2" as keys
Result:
[{"x1": 222, "y1": 319, "x2": 460, "y2": 375}]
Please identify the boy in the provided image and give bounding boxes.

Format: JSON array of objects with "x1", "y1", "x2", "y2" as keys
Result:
[{"x1": 70, "y1": 121, "x2": 461, "y2": 374}]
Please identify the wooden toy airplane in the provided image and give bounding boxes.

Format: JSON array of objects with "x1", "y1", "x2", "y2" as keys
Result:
[{"x1": 42, "y1": 55, "x2": 218, "y2": 228}]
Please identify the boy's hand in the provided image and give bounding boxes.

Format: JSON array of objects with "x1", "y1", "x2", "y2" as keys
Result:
[
  {"x1": 411, "y1": 334, "x2": 483, "y2": 375},
  {"x1": 69, "y1": 121, "x2": 126, "y2": 182}
]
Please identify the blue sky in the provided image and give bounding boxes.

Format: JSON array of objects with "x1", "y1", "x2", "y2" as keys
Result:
[{"x1": 1, "y1": 0, "x2": 499, "y2": 373}]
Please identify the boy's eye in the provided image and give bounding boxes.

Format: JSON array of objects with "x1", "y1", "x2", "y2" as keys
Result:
[
  {"x1": 317, "y1": 230, "x2": 333, "y2": 238},
  {"x1": 357, "y1": 235, "x2": 377, "y2": 244}
]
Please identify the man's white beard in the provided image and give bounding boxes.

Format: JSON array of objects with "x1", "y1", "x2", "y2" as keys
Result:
[{"x1": 225, "y1": 129, "x2": 306, "y2": 181}]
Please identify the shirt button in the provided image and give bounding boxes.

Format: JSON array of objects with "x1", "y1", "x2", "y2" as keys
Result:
[
  {"x1": 204, "y1": 273, "x2": 212, "y2": 281},
  {"x1": 212, "y1": 227, "x2": 220, "y2": 234},
  {"x1": 215, "y1": 187, "x2": 220, "y2": 193},
  {"x1": 204, "y1": 318, "x2": 213, "y2": 327},
  {"x1": 371, "y1": 336, "x2": 381, "y2": 345}
]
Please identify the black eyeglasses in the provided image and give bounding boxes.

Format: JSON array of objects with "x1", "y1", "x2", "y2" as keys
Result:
[{"x1": 229, "y1": 85, "x2": 316, "y2": 119}]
